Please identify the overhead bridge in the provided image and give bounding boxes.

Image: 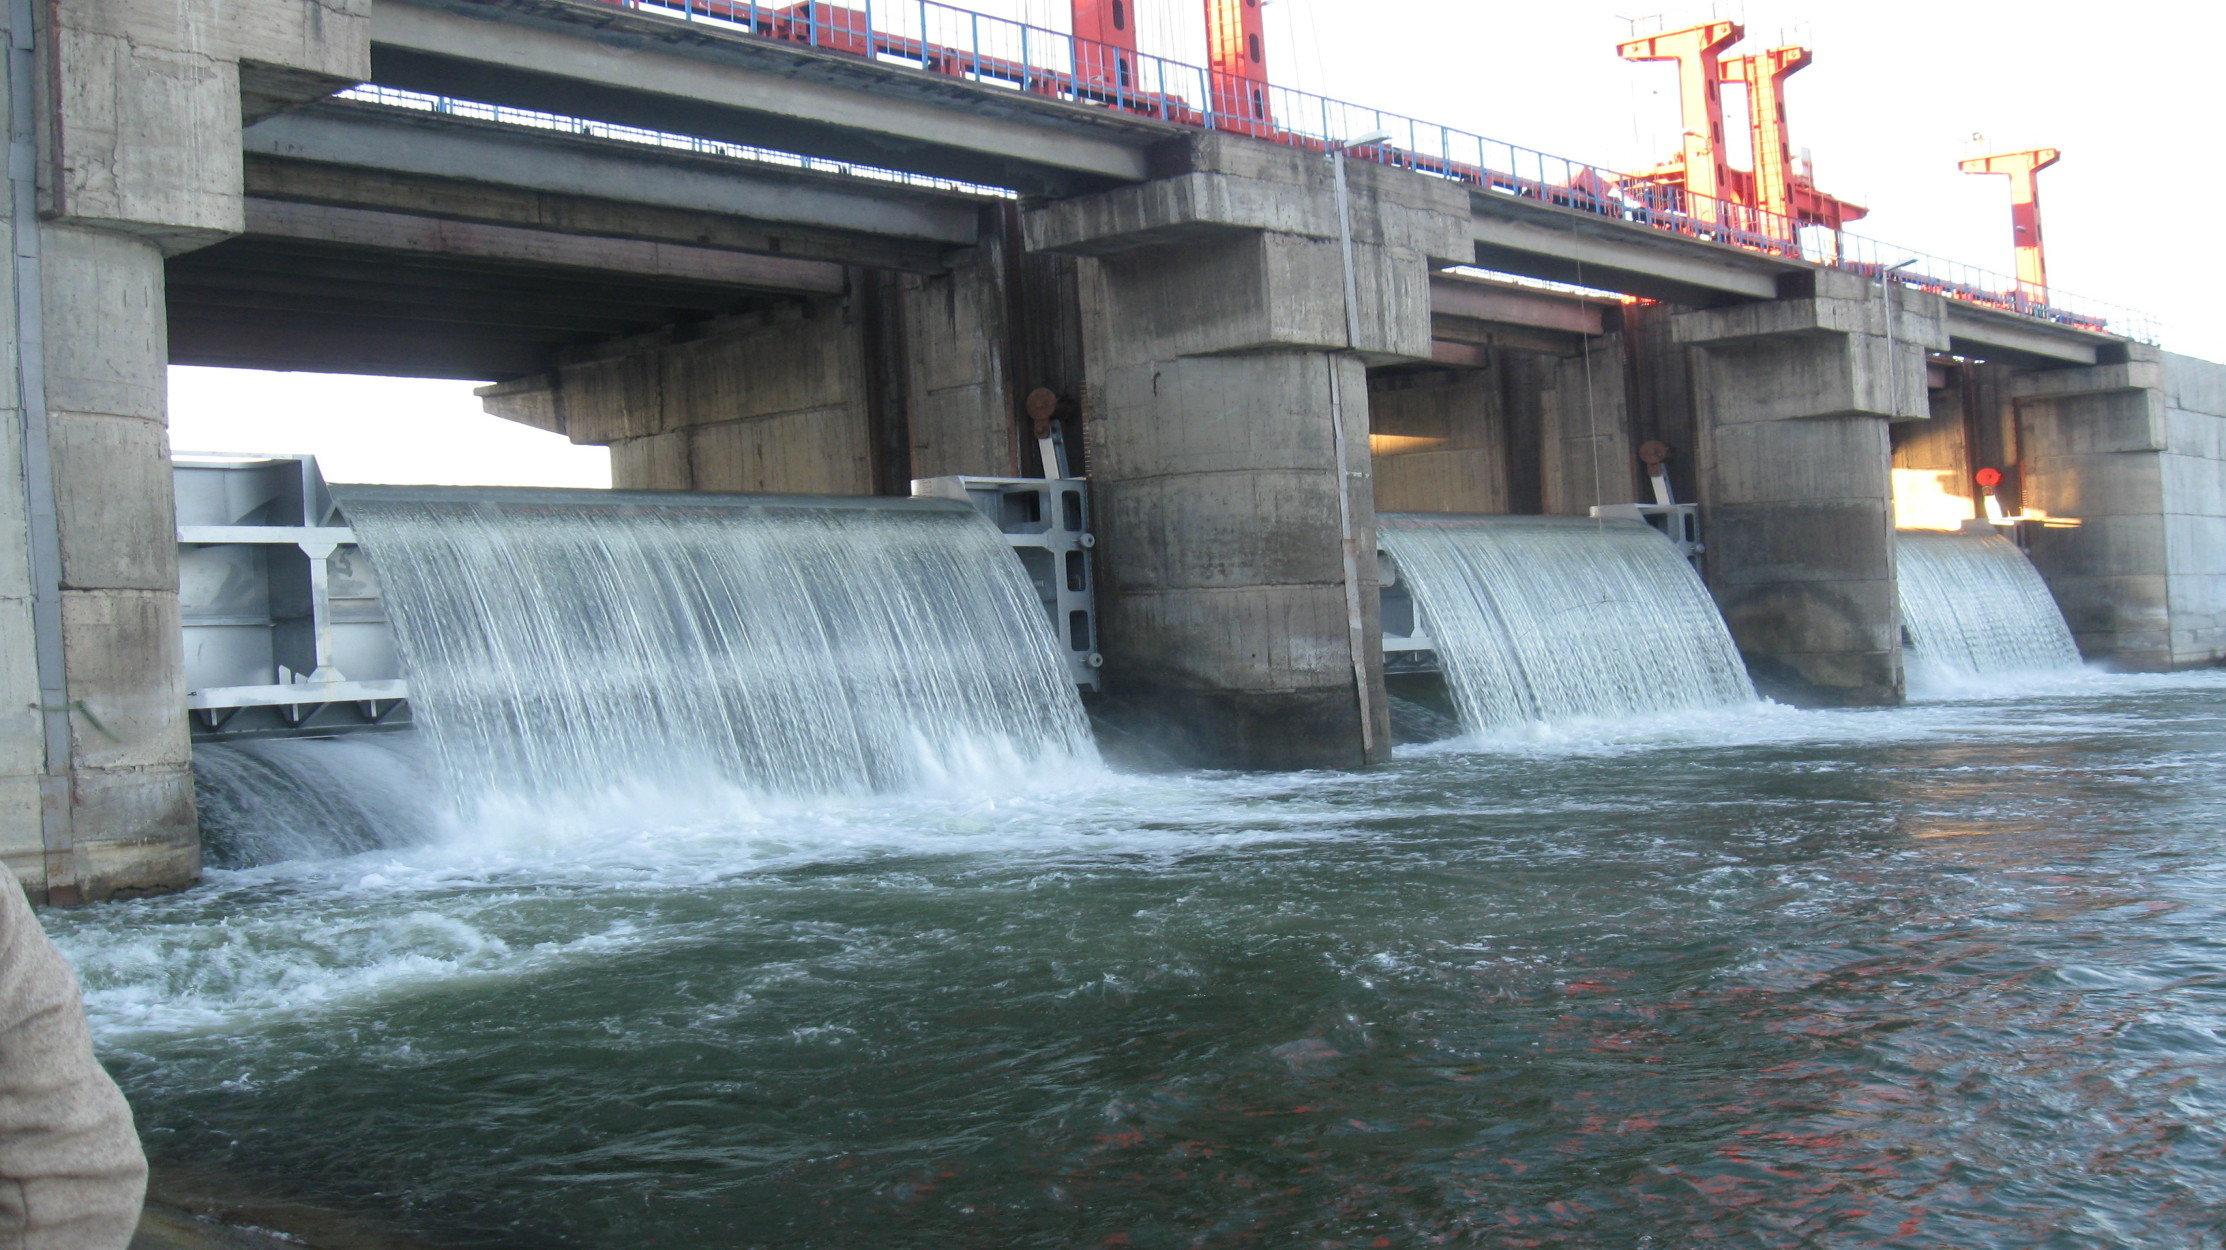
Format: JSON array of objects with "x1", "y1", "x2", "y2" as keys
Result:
[{"x1": 357, "y1": 0, "x2": 2136, "y2": 366}]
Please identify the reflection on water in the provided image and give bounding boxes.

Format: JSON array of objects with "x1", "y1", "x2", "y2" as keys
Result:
[{"x1": 49, "y1": 673, "x2": 2226, "y2": 1248}]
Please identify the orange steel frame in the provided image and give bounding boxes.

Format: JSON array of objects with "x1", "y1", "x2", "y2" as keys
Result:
[
  {"x1": 1619, "y1": 21, "x2": 1864, "y2": 236},
  {"x1": 1203, "y1": 0, "x2": 1271, "y2": 125},
  {"x1": 1960, "y1": 148, "x2": 2060, "y2": 299},
  {"x1": 1070, "y1": 0, "x2": 1138, "y2": 92},
  {"x1": 1618, "y1": 21, "x2": 1741, "y2": 224}
]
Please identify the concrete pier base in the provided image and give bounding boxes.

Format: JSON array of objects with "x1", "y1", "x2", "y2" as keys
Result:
[
  {"x1": 2012, "y1": 348, "x2": 2226, "y2": 669},
  {"x1": 0, "y1": 0, "x2": 366, "y2": 902},
  {"x1": 1676, "y1": 273, "x2": 1946, "y2": 706},
  {"x1": 1028, "y1": 135, "x2": 1466, "y2": 768}
]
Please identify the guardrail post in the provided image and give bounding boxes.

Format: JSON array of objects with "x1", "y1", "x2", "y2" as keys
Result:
[
  {"x1": 1020, "y1": 24, "x2": 1030, "y2": 92},
  {"x1": 863, "y1": 0, "x2": 875, "y2": 55},
  {"x1": 970, "y1": 12, "x2": 981, "y2": 79}
]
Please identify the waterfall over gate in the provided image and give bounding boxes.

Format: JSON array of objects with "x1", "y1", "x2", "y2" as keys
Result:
[
  {"x1": 1380, "y1": 514, "x2": 1755, "y2": 733},
  {"x1": 1896, "y1": 530, "x2": 2082, "y2": 689},
  {"x1": 339, "y1": 487, "x2": 1097, "y2": 807},
  {"x1": 195, "y1": 735, "x2": 443, "y2": 868}
]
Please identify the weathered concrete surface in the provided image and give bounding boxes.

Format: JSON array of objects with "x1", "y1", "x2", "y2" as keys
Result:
[
  {"x1": 898, "y1": 229, "x2": 1020, "y2": 482},
  {"x1": 2013, "y1": 348, "x2": 2175, "y2": 667},
  {"x1": 1369, "y1": 369, "x2": 1509, "y2": 515},
  {"x1": 2020, "y1": 349, "x2": 2226, "y2": 670},
  {"x1": 479, "y1": 237, "x2": 1024, "y2": 491},
  {"x1": 47, "y1": 0, "x2": 368, "y2": 251},
  {"x1": 1540, "y1": 335, "x2": 1638, "y2": 517},
  {"x1": 1677, "y1": 271, "x2": 1947, "y2": 706},
  {"x1": 0, "y1": 0, "x2": 368, "y2": 902},
  {"x1": 2162, "y1": 353, "x2": 2226, "y2": 667},
  {"x1": 1030, "y1": 135, "x2": 1462, "y2": 768},
  {"x1": 482, "y1": 301, "x2": 881, "y2": 495}
]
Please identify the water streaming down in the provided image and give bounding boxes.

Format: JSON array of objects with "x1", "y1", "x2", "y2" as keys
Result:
[
  {"x1": 193, "y1": 735, "x2": 443, "y2": 867},
  {"x1": 1380, "y1": 514, "x2": 1755, "y2": 732},
  {"x1": 1897, "y1": 529, "x2": 2083, "y2": 689},
  {"x1": 338, "y1": 488, "x2": 1097, "y2": 807}
]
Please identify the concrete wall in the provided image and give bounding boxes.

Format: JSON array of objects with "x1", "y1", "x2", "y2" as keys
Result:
[
  {"x1": 1368, "y1": 368, "x2": 1508, "y2": 515},
  {"x1": 1029, "y1": 133, "x2": 1468, "y2": 768},
  {"x1": 2162, "y1": 353, "x2": 2226, "y2": 666},
  {"x1": 1540, "y1": 335, "x2": 1637, "y2": 517},
  {"x1": 482, "y1": 302, "x2": 882, "y2": 495},
  {"x1": 0, "y1": 0, "x2": 366, "y2": 903},
  {"x1": 2014, "y1": 351, "x2": 2174, "y2": 667},
  {"x1": 481, "y1": 245, "x2": 1025, "y2": 494},
  {"x1": 898, "y1": 237, "x2": 1020, "y2": 482},
  {"x1": 1677, "y1": 271, "x2": 1946, "y2": 706}
]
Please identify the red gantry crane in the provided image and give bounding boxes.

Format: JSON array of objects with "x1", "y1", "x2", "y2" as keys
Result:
[
  {"x1": 1617, "y1": 20, "x2": 1743, "y2": 226},
  {"x1": 1070, "y1": 0, "x2": 1138, "y2": 94},
  {"x1": 1959, "y1": 147, "x2": 2060, "y2": 301},
  {"x1": 1204, "y1": 0, "x2": 1272, "y2": 128},
  {"x1": 1617, "y1": 21, "x2": 1865, "y2": 239}
]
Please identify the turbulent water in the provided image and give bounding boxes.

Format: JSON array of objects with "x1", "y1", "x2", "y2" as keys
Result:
[
  {"x1": 1898, "y1": 530, "x2": 2084, "y2": 693},
  {"x1": 45, "y1": 672, "x2": 2226, "y2": 1249},
  {"x1": 340, "y1": 489, "x2": 1096, "y2": 808},
  {"x1": 1380, "y1": 514, "x2": 1755, "y2": 733},
  {"x1": 193, "y1": 736, "x2": 443, "y2": 868}
]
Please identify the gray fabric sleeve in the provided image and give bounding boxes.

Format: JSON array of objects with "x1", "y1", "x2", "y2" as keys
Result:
[{"x1": 0, "y1": 865, "x2": 147, "y2": 1250}]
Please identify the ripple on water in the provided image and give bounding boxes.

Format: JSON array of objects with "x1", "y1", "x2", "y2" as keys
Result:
[{"x1": 43, "y1": 672, "x2": 2226, "y2": 1248}]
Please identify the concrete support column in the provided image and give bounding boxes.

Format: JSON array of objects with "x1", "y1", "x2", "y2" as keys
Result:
[
  {"x1": 0, "y1": 0, "x2": 367, "y2": 902},
  {"x1": 0, "y1": 227, "x2": 196, "y2": 901},
  {"x1": 1027, "y1": 135, "x2": 1467, "y2": 768},
  {"x1": 1675, "y1": 272, "x2": 1947, "y2": 705},
  {"x1": 2012, "y1": 347, "x2": 2174, "y2": 667}
]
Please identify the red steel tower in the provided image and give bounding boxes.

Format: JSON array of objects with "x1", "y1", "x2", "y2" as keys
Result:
[
  {"x1": 1071, "y1": 0, "x2": 1140, "y2": 94},
  {"x1": 1204, "y1": 0, "x2": 1271, "y2": 126},
  {"x1": 1618, "y1": 20, "x2": 1743, "y2": 223},
  {"x1": 1959, "y1": 148, "x2": 2060, "y2": 300}
]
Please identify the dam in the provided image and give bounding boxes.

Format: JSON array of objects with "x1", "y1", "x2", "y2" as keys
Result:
[
  {"x1": 1, "y1": 0, "x2": 2221, "y2": 902},
  {"x1": 3, "y1": 0, "x2": 2225, "y2": 1245}
]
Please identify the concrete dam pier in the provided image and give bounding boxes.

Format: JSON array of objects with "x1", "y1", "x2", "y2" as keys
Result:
[{"x1": 1, "y1": 0, "x2": 2222, "y2": 903}]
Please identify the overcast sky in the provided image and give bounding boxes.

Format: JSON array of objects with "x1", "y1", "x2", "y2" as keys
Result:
[{"x1": 171, "y1": 0, "x2": 2223, "y2": 486}]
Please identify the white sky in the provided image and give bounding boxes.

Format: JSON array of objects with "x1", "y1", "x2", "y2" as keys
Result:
[{"x1": 172, "y1": 0, "x2": 2226, "y2": 487}]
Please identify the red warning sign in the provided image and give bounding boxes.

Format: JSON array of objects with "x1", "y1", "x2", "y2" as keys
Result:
[{"x1": 1975, "y1": 467, "x2": 2005, "y2": 490}]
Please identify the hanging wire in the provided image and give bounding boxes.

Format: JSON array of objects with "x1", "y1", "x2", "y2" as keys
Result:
[{"x1": 1576, "y1": 258, "x2": 1608, "y2": 522}]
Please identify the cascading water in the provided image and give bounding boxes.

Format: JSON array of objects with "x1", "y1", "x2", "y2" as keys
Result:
[
  {"x1": 1379, "y1": 514, "x2": 1755, "y2": 733},
  {"x1": 194, "y1": 735, "x2": 444, "y2": 867},
  {"x1": 1896, "y1": 529, "x2": 2082, "y2": 690},
  {"x1": 337, "y1": 488, "x2": 1097, "y2": 809}
]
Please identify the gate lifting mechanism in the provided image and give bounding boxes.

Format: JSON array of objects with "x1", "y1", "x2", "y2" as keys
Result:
[
  {"x1": 1616, "y1": 19, "x2": 1866, "y2": 238},
  {"x1": 1959, "y1": 147, "x2": 2060, "y2": 303}
]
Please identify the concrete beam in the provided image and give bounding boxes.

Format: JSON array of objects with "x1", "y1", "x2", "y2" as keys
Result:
[
  {"x1": 1428, "y1": 272, "x2": 1608, "y2": 338},
  {"x1": 1944, "y1": 304, "x2": 2104, "y2": 367},
  {"x1": 372, "y1": 0, "x2": 1166, "y2": 196},
  {"x1": 241, "y1": 198, "x2": 848, "y2": 294},
  {"x1": 1469, "y1": 191, "x2": 1790, "y2": 305},
  {"x1": 243, "y1": 101, "x2": 985, "y2": 270}
]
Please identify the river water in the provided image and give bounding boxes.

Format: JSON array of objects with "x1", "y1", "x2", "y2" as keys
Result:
[{"x1": 47, "y1": 672, "x2": 2226, "y2": 1248}]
